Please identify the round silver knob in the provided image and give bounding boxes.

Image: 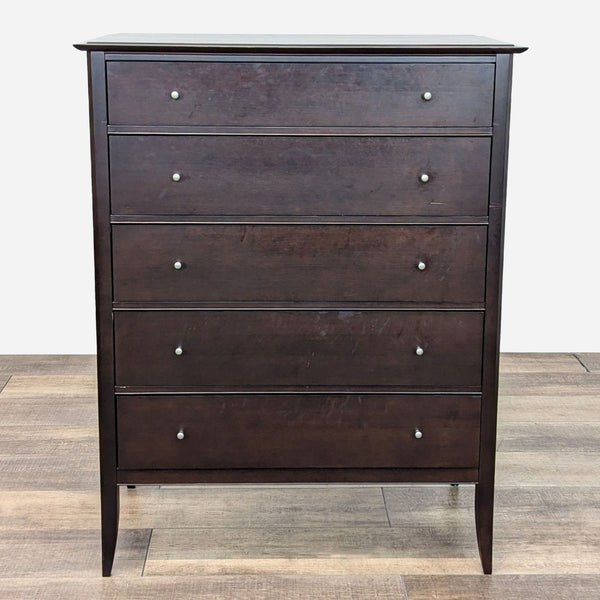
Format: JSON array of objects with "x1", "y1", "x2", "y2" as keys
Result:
[
  {"x1": 417, "y1": 261, "x2": 426, "y2": 271},
  {"x1": 414, "y1": 429, "x2": 423, "y2": 439},
  {"x1": 420, "y1": 173, "x2": 430, "y2": 183},
  {"x1": 174, "y1": 346, "x2": 183, "y2": 356},
  {"x1": 422, "y1": 91, "x2": 432, "y2": 101},
  {"x1": 170, "y1": 90, "x2": 180, "y2": 100},
  {"x1": 415, "y1": 346, "x2": 424, "y2": 356},
  {"x1": 176, "y1": 430, "x2": 185, "y2": 440},
  {"x1": 173, "y1": 261, "x2": 183, "y2": 270},
  {"x1": 172, "y1": 173, "x2": 181, "y2": 182}
]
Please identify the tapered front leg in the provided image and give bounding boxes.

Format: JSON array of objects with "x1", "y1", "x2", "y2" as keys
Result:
[
  {"x1": 101, "y1": 484, "x2": 119, "y2": 576},
  {"x1": 475, "y1": 480, "x2": 494, "y2": 574}
]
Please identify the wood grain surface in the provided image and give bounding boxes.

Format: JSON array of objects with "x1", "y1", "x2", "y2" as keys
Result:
[
  {"x1": 0, "y1": 575, "x2": 408, "y2": 600},
  {"x1": 112, "y1": 224, "x2": 487, "y2": 303},
  {"x1": 0, "y1": 355, "x2": 96, "y2": 376},
  {"x1": 0, "y1": 353, "x2": 598, "y2": 598},
  {"x1": 106, "y1": 61, "x2": 494, "y2": 127},
  {"x1": 116, "y1": 395, "x2": 481, "y2": 470},
  {"x1": 113, "y1": 310, "x2": 484, "y2": 388},
  {"x1": 109, "y1": 136, "x2": 491, "y2": 217}
]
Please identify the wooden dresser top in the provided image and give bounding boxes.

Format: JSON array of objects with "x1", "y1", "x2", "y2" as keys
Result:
[{"x1": 74, "y1": 33, "x2": 527, "y2": 54}]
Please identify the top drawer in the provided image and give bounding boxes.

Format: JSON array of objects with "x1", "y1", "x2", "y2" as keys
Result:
[{"x1": 106, "y1": 60, "x2": 494, "y2": 127}]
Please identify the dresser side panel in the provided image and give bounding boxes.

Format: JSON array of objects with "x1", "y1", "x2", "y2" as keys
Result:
[
  {"x1": 481, "y1": 53, "x2": 513, "y2": 485},
  {"x1": 477, "y1": 52, "x2": 514, "y2": 574},
  {"x1": 87, "y1": 50, "x2": 118, "y2": 576}
]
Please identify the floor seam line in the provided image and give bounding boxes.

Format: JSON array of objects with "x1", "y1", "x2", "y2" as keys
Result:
[
  {"x1": 141, "y1": 528, "x2": 153, "y2": 576},
  {"x1": 573, "y1": 353, "x2": 591, "y2": 373},
  {"x1": 381, "y1": 486, "x2": 392, "y2": 528},
  {"x1": 140, "y1": 525, "x2": 406, "y2": 530},
  {"x1": 400, "y1": 574, "x2": 410, "y2": 600},
  {"x1": 0, "y1": 375, "x2": 12, "y2": 395}
]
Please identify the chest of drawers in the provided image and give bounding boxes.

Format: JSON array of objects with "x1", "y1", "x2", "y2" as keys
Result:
[{"x1": 75, "y1": 34, "x2": 526, "y2": 576}]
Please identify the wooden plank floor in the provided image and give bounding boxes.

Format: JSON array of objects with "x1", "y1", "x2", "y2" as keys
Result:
[{"x1": 0, "y1": 353, "x2": 598, "y2": 599}]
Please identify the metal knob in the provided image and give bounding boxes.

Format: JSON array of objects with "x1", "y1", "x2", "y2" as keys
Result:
[
  {"x1": 420, "y1": 173, "x2": 430, "y2": 183},
  {"x1": 173, "y1": 261, "x2": 183, "y2": 270},
  {"x1": 414, "y1": 428, "x2": 423, "y2": 439},
  {"x1": 415, "y1": 346, "x2": 424, "y2": 356},
  {"x1": 174, "y1": 346, "x2": 183, "y2": 356},
  {"x1": 176, "y1": 430, "x2": 185, "y2": 440},
  {"x1": 170, "y1": 90, "x2": 180, "y2": 100},
  {"x1": 422, "y1": 91, "x2": 432, "y2": 101},
  {"x1": 417, "y1": 261, "x2": 426, "y2": 271},
  {"x1": 172, "y1": 173, "x2": 181, "y2": 182}
]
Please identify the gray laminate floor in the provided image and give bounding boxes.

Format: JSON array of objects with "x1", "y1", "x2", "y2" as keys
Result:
[{"x1": 0, "y1": 353, "x2": 598, "y2": 599}]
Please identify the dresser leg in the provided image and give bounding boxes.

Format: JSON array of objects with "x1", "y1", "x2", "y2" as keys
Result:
[
  {"x1": 475, "y1": 481, "x2": 494, "y2": 574},
  {"x1": 101, "y1": 484, "x2": 119, "y2": 577}
]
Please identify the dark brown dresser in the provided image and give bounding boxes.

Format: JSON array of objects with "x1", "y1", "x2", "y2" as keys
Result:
[{"x1": 75, "y1": 34, "x2": 526, "y2": 576}]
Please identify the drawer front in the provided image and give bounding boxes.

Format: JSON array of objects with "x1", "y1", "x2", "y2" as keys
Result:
[
  {"x1": 117, "y1": 394, "x2": 481, "y2": 470},
  {"x1": 106, "y1": 61, "x2": 494, "y2": 127},
  {"x1": 114, "y1": 311, "x2": 483, "y2": 388},
  {"x1": 112, "y1": 224, "x2": 487, "y2": 303},
  {"x1": 110, "y1": 136, "x2": 491, "y2": 216}
]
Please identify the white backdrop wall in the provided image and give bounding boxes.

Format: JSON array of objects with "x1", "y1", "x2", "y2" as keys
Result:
[{"x1": 0, "y1": 0, "x2": 598, "y2": 353}]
